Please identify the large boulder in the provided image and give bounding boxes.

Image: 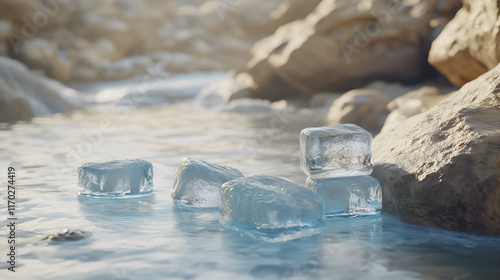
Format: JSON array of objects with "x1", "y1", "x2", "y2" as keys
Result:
[
  {"x1": 229, "y1": 0, "x2": 458, "y2": 101},
  {"x1": 371, "y1": 64, "x2": 500, "y2": 235},
  {"x1": 428, "y1": 0, "x2": 500, "y2": 87}
]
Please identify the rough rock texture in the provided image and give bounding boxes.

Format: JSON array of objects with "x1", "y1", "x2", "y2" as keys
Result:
[
  {"x1": 428, "y1": 0, "x2": 500, "y2": 87},
  {"x1": 371, "y1": 65, "x2": 500, "y2": 235},
  {"x1": 0, "y1": 0, "x2": 321, "y2": 82},
  {"x1": 327, "y1": 89, "x2": 390, "y2": 131},
  {"x1": 229, "y1": 0, "x2": 459, "y2": 101},
  {"x1": 380, "y1": 86, "x2": 451, "y2": 133}
]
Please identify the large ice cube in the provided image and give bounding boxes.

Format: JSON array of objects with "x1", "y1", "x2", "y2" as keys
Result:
[
  {"x1": 300, "y1": 124, "x2": 373, "y2": 178},
  {"x1": 78, "y1": 159, "x2": 153, "y2": 197},
  {"x1": 220, "y1": 175, "x2": 324, "y2": 242},
  {"x1": 305, "y1": 176, "x2": 381, "y2": 216},
  {"x1": 171, "y1": 158, "x2": 243, "y2": 207}
]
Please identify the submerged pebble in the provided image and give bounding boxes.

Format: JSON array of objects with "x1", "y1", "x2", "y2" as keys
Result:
[{"x1": 42, "y1": 229, "x2": 91, "y2": 242}]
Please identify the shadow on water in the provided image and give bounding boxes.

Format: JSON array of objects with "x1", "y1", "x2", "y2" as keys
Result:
[
  {"x1": 218, "y1": 224, "x2": 323, "y2": 280},
  {"x1": 172, "y1": 202, "x2": 323, "y2": 280},
  {"x1": 377, "y1": 214, "x2": 500, "y2": 279},
  {"x1": 172, "y1": 205, "x2": 222, "y2": 236},
  {"x1": 78, "y1": 194, "x2": 155, "y2": 232}
]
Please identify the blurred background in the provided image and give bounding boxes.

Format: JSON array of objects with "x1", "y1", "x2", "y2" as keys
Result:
[{"x1": 0, "y1": 0, "x2": 321, "y2": 82}]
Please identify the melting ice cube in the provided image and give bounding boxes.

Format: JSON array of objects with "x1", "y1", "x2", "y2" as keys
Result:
[
  {"x1": 220, "y1": 175, "x2": 324, "y2": 242},
  {"x1": 78, "y1": 159, "x2": 153, "y2": 197},
  {"x1": 171, "y1": 158, "x2": 243, "y2": 207},
  {"x1": 300, "y1": 124, "x2": 373, "y2": 178},
  {"x1": 305, "y1": 176, "x2": 381, "y2": 216}
]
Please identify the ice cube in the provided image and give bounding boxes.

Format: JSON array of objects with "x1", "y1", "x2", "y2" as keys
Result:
[
  {"x1": 78, "y1": 159, "x2": 153, "y2": 197},
  {"x1": 220, "y1": 175, "x2": 324, "y2": 242},
  {"x1": 305, "y1": 176, "x2": 381, "y2": 216},
  {"x1": 171, "y1": 158, "x2": 243, "y2": 207},
  {"x1": 300, "y1": 124, "x2": 373, "y2": 178}
]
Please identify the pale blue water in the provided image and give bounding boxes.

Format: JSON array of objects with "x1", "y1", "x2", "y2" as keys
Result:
[{"x1": 0, "y1": 74, "x2": 499, "y2": 279}]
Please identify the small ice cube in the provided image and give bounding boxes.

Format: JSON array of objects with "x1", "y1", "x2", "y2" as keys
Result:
[
  {"x1": 305, "y1": 176, "x2": 381, "y2": 216},
  {"x1": 78, "y1": 159, "x2": 153, "y2": 197},
  {"x1": 220, "y1": 175, "x2": 324, "y2": 242},
  {"x1": 300, "y1": 124, "x2": 373, "y2": 178},
  {"x1": 171, "y1": 158, "x2": 243, "y2": 207}
]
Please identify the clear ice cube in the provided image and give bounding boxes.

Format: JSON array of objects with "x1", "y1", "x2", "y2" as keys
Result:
[
  {"x1": 305, "y1": 176, "x2": 381, "y2": 216},
  {"x1": 300, "y1": 124, "x2": 373, "y2": 178},
  {"x1": 220, "y1": 175, "x2": 324, "y2": 242},
  {"x1": 78, "y1": 159, "x2": 153, "y2": 197},
  {"x1": 171, "y1": 158, "x2": 243, "y2": 207}
]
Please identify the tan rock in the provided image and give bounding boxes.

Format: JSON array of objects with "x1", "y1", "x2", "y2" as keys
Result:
[
  {"x1": 380, "y1": 86, "x2": 451, "y2": 133},
  {"x1": 0, "y1": 19, "x2": 13, "y2": 43},
  {"x1": 0, "y1": 43, "x2": 7, "y2": 56},
  {"x1": 72, "y1": 65, "x2": 99, "y2": 82},
  {"x1": 371, "y1": 64, "x2": 500, "y2": 235},
  {"x1": 308, "y1": 92, "x2": 342, "y2": 108},
  {"x1": 0, "y1": 0, "x2": 37, "y2": 26},
  {"x1": 0, "y1": 76, "x2": 33, "y2": 122},
  {"x1": 0, "y1": 57, "x2": 77, "y2": 118},
  {"x1": 46, "y1": 56, "x2": 72, "y2": 83},
  {"x1": 15, "y1": 37, "x2": 73, "y2": 81},
  {"x1": 327, "y1": 89, "x2": 390, "y2": 131},
  {"x1": 233, "y1": 0, "x2": 449, "y2": 101},
  {"x1": 429, "y1": 0, "x2": 500, "y2": 86}
]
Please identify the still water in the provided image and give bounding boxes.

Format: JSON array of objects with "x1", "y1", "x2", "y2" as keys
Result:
[{"x1": 0, "y1": 74, "x2": 499, "y2": 280}]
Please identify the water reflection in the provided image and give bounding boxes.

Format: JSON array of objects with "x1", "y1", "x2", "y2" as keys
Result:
[{"x1": 78, "y1": 194, "x2": 155, "y2": 232}]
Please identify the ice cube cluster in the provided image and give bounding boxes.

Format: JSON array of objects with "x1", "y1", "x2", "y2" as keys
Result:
[
  {"x1": 300, "y1": 124, "x2": 381, "y2": 216},
  {"x1": 169, "y1": 158, "x2": 324, "y2": 241},
  {"x1": 76, "y1": 123, "x2": 381, "y2": 242},
  {"x1": 78, "y1": 159, "x2": 153, "y2": 197}
]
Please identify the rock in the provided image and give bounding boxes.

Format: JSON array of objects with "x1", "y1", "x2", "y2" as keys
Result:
[
  {"x1": 380, "y1": 86, "x2": 451, "y2": 133},
  {"x1": 15, "y1": 37, "x2": 73, "y2": 82},
  {"x1": 72, "y1": 65, "x2": 99, "y2": 82},
  {"x1": 327, "y1": 89, "x2": 390, "y2": 131},
  {"x1": 42, "y1": 229, "x2": 91, "y2": 242},
  {"x1": 0, "y1": 43, "x2": 7, "y2": 56},
  {"x1": 0, "y1": 0, "x2": 37, "y2": 26},
  {"x1": 17, "y1": 37, "x2": 58, "y2": 66},
  {"x1": 362, "y1": 80, "x2": 423, "y2": 100},
  {"x1": 0, "y1": 56, "x2": 77, "y2": 117},
  {"x1": 428, "y1": 0, "x2": 500, "y2": 86},
  {"x1": 308, "y1": 92, "x2": 342, "y2": 108},
  {"x1": 0, "y1": 19, "x2": 13, "y2": 43},
  {"x1": 0, "y1": 77, "x2": 33, "y2": 122},
  {"x1": 231, "y1": 0, "x2": 451, "y2": 101},
  {"x1": 371, "y1": 64, "x2": 500, "y2": 235}
]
